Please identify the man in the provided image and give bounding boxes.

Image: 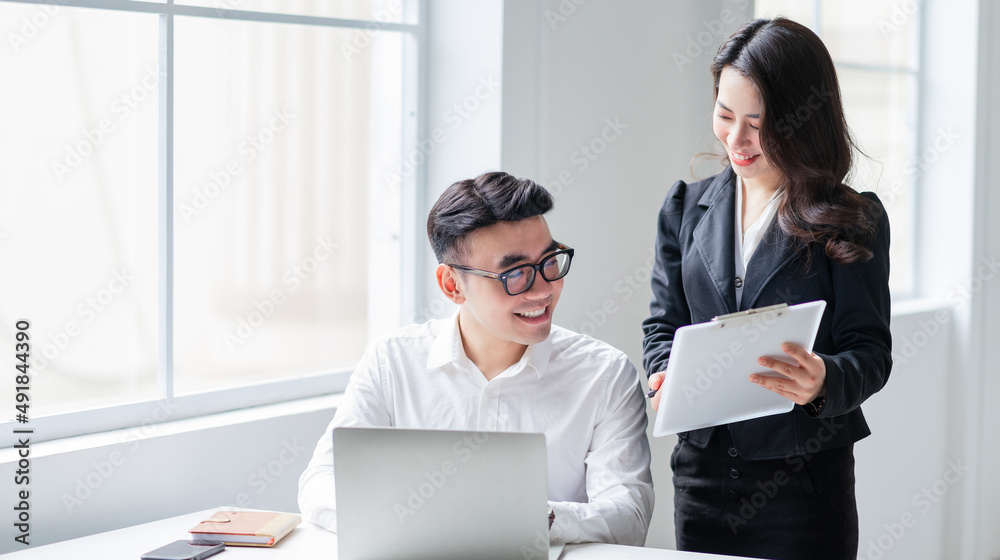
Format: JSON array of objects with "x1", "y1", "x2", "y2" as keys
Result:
[{"x1": 297, "y1": 171, "x2": 653, "y2": 545}]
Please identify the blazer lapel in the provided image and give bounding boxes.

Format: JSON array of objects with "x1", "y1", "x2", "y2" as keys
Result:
[
  {"x1": 692, "y1": 168, "x2": 738, "y2": 315},
  {"x1": 741, "y1": 212, "x2": 798, "y2": 310}
]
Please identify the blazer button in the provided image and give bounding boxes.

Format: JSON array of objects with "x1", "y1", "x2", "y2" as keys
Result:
[
  {"x1": 734, "y1": 276, "x2": 743, "y2": 288},
  {"x1": 729, "y1": 467, "x2": 741, "y2": 479},
  {"x1": 728, "y1": 446, "x2": 739, "y2": 458},
  {"x1": 728, "y1": 490, "x2": 741, "y2": 501}
]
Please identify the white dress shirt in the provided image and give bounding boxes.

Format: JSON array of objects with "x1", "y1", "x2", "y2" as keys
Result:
[
  {"x1": 297, "y1": 313, "x2": 654, "y2": 546},
  {"x1": 734, "y1": 175, "x2": 783, "y2": 308}
]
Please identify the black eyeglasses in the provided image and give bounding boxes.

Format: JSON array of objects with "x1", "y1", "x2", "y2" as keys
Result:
[{"x1": 448, "y1": 243, "x2": 575, "y2": 296}]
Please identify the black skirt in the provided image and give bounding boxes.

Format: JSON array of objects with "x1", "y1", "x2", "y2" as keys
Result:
[{"x1": 672, "y1": 426, "x2": 859, "y2": 560}]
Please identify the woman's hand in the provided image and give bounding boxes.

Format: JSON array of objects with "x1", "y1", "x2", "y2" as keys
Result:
[
  {"x1": 751, "y1": 342, "x2": 826, "y2": 405},
  {"x1": 647, "y1": 372, "x2": 665, "y2": 411}
]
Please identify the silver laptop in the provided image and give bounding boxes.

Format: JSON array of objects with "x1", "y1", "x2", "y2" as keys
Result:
[{"x1": 334, "y1": 427, "x2": 561, "y2": 560}]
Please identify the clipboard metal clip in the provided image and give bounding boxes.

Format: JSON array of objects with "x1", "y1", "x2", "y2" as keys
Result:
[{"x1": 711, "y1": 303, "x2": 789, "y2": 323}]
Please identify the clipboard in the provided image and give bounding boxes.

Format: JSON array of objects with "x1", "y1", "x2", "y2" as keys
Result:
[{"x1": 652, "y1": 299, "x2": 827, "y2": 437}]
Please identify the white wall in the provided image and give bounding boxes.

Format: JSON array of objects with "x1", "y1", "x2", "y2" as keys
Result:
[
  {"x1": 423, "y1": 0, "x2": 504, "y2": 202},
  {"x1": 854, "y1": 304, "x2": 951, "y2": 559}
]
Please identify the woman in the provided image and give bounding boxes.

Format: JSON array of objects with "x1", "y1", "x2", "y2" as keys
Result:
[{"x1": 642, "y1": 18, "x2": 891, "y2": 560}]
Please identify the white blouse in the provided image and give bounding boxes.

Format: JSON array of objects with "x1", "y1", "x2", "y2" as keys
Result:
[{"x1": 734, "y1": 174, "x2": 782, "y2": 308}]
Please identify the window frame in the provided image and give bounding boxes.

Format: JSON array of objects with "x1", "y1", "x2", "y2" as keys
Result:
[{"x1": 0, "y1": 0, "x2": 425, "y2": 445}]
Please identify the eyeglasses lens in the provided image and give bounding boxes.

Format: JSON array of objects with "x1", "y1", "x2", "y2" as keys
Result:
[
  {"x1": 505, "y1": 266, "x2": 533, "y2": 295},
  {"x1": 505, "y1": 252, "x2": 572, "y2": 295},
  {"x1": 542, "y1": 252, "x2": 571, "y2": 281}
]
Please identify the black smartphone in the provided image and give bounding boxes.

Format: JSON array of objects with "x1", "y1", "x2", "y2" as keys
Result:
[{"x1": 140, "y1": 540, "x2": 225, "y2": 560}]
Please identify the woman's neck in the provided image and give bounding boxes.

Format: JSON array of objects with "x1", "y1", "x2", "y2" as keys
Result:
[
  {"x1": 739, "y1": 175, "x2": 782, "y2": 236},
  {"x1": 741, "y1": 175, "x2": 781, "y2": 199}
]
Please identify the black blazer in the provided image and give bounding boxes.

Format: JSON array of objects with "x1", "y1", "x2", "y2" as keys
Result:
[{"x1": 641, "y1": 167, "x2": 892, "y2": 460}]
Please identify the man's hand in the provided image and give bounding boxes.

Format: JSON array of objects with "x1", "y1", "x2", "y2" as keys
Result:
[{"x1": 750, "y1": 342, "x2": 826, "y2": 405}]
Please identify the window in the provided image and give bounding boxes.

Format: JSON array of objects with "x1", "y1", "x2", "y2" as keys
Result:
[
  {"x1": 754, "y1": 0, "x2": 920, "y2": 297},
  {"x1": 0, "y1": 0, "x2": 421, "y2": 443}
]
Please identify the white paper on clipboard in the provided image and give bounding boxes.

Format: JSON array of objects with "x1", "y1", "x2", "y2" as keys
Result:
[{"x1": 652, "y1": 299, "x2": 827, "y2": 437}]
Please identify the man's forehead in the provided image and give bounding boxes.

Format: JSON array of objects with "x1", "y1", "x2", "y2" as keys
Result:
[
  {"x1": 462, "y1": 217, "x2": 558, "y2": 268},
  {"x1": 495, "y1": 239, "x2": 560, "y2": 269}
]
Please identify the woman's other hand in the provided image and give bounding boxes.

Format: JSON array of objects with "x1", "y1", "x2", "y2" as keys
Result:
[{"x1": 750, "y1": 342, "x2": 827, "y2": 405}]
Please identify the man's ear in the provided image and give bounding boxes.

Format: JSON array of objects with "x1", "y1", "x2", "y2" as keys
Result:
[{"x1": 436, "y1": 264, "x2": 466, "y2": 304}]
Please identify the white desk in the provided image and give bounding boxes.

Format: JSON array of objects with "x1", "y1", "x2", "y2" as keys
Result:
[{"x1": 7, "y1": 509, "x2": 753, "y2": 560}]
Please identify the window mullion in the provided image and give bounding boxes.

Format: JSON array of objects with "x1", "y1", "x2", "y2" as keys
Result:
[{"x1": 158, "y1": 5, "x2": 175, "y2": 400}]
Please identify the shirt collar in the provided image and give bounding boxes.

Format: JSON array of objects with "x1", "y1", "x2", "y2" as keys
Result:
[
  {"x1": 522, "y1": 332, "x2": 552, "y2": 380},
  {"x1": 426, "y1": 311, "x2": 466, "y2": 372},
  {"x1": 425, "y1": 311, "x2": 553, "y2": 380}
]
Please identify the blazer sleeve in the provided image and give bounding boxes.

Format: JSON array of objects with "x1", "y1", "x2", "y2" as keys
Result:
[
  {"x1": 641, "y1": 181, "x2": 692, "y2": 378},
  {"x1": 814, "y1": 192, "x2": 893, "y2": 417}
]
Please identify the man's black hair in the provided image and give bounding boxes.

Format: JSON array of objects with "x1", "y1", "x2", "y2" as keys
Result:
[{"x1": 426, "y1": 171, "x2": 554, "y2": 263}]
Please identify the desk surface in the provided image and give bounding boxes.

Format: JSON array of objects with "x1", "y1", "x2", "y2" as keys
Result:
[{"x1": 8, "y1": 509, "x2": 753, "y2": 560}]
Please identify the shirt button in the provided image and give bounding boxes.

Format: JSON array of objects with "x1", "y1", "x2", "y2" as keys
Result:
[
  {"x1": 728, "y1": 447, "x2": 739, "y2": 458},
  {"x1": 729, "y1": 468, "x2": 741, "y2": 479},
  {"x1": 728, "y1": 490, "x2": 741, "y2": 501},
  {"x1": 734, "y1": 276, "x2": 743, "y2": 288}
]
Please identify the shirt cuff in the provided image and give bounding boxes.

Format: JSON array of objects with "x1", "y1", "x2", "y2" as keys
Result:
[
  {"x1": 547, "y1": 501, "x2": 581, "y2": 544},
  {"x1": 311, "y1": 507, "x2": 338, "y2": 533}
]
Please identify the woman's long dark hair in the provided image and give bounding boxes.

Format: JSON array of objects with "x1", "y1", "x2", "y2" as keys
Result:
[{"x1": 712, "y1": 17, "x2": 880, "y2": 265}]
